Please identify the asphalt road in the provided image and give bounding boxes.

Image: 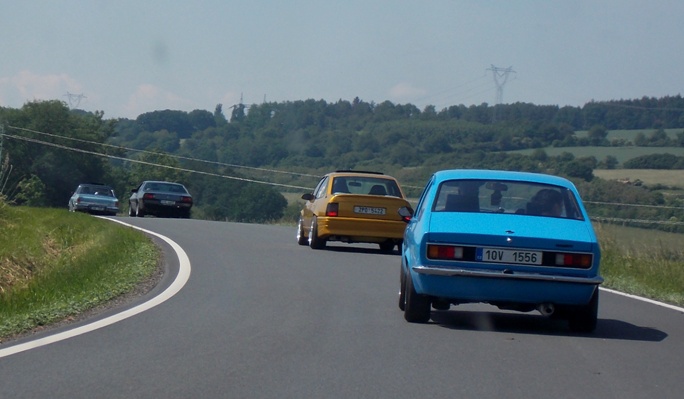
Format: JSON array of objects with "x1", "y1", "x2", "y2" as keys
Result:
[{"x1": 1, "y1": 218, "x2": 683, "y2": 398}]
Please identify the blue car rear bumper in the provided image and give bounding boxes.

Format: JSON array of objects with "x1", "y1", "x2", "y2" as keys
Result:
[{"x1": 412, "y1": 265, "x2": 602, "y2": 306}]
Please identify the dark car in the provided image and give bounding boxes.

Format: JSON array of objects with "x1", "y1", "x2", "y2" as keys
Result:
[
  {"x1": 399, "y1": 169, "x2": 602, "y2": 332},
  {"x1": 68, "y1": 183, "x2": 119, "y2": 216},
  {"x1": 128, "y1": 180, "x2": 193, "y2": 218}
]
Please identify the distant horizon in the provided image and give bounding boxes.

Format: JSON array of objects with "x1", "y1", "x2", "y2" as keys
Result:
[{"x1": 2, "y1": 1, "x2": 683, "y2": 120}]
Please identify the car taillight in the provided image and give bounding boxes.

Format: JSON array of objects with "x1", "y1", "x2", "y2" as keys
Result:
[
  {"x1": 181, "y1": 196, "x2": 193, "y2": 204},
  {"x1": 554, "y1": 253, "x2": 592, "y2": 268},
  {"x1": 427, "y1": 244, "x2": 464, "y2": 260},
  {"x1": 326, "y1": 203, "x2": 339, "y2": 217},
  {"x1": 143, "y1": 193, "x2": 155, "y2": 200},
  {"x1": 76, "y1": 198, "x2": 81, "y2": 203},
  {"x1": 114, "y1": 201, "x2": 119, "y2": 207}
]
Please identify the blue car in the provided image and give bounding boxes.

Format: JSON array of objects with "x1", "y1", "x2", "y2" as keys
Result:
[
  {"x1": 68, "y1": 183, "x2": 120, "y2": 216},
  {"x1": 398, "y1": 169, "x2": 603, "y2": 332}
]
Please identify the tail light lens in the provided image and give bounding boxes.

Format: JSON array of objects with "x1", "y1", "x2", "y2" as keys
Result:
[
  {"x1": 427, "y1": 244, "x2": 464, "y2": 260},
  {"x1": 554, "y1": 253, "x2": 592, "y2": 268},
  {"x1": 143, "y1": 193, "x2": 155, "y2": 200},
  {"x1": 326, "y1": 203, "x2": 339, "y2": 217},
  {"x1": 181, "y1": 196, "x2": 193, "y2": 204}
]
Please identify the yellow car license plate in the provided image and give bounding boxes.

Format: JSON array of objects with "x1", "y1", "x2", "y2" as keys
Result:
[{"x1": 354, "y1": 206, "x2": 386, "y2": 215}]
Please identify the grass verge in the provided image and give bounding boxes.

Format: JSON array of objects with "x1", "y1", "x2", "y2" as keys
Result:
[
  {"x1": 0, "y1": 206, "x2": 158, "y2": 341},
  {"x1": 595, "y1": 223, "x2": 684, "y2": 306}
]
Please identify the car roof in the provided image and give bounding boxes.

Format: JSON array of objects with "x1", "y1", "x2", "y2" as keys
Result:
[
  {"x1": 326, "y1": 170, "x2": 397, "y2": 179},
  {"x1": 79, "y1": 183, "x2": 113, "y2": 188},
  {"x1": 142, "y1": 180, "x2": 185, "y2": 185},
  {"x1": 431, "y1": 169, "x2": 574, "y2": 187}
]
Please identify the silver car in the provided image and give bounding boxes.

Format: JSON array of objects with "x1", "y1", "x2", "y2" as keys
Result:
[{"x1": 68, "y1": 183, "x2": 120, "y2": 216}]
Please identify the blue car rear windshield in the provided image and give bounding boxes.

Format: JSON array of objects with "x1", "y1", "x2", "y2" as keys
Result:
[{"x1": 433, "y1": 179, "x2": 584, "y2": 220}]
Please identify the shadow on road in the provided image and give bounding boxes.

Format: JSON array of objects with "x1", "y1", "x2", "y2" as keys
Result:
[
  {"x1": 323, "y1": 244, "x2": 400, "y2": 256},
  {"x1": 429, "y1": 309, "x2": 667, "y2": 342}
]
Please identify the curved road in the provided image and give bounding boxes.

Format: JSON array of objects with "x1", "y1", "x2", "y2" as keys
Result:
[{"x1": 1, "y1": 218, "x2": 683, "y2": 398}]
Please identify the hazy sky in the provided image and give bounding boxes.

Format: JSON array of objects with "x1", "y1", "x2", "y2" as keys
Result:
[{"x1": 2, "y1": 0, "x2": 683, "y2": 119}]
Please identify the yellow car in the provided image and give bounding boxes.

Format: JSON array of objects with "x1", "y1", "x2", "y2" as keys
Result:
[{"x1": 297, "y1": 170, "x2": 412, "y2": 252}]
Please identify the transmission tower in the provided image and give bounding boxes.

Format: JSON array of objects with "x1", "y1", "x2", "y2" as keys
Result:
[
  {"x1": 487, "y1": 65, "x2": 515, "y2": 105},
  {"x1": 487, "y1": 65, "x2": 515, "y2": 122},
  {"x1": 64, "y1": 92, "x2": 87, "y2": 108}
]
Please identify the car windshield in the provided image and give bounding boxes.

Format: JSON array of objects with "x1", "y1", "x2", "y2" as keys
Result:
[
  {"x1": 432, "y1": 179, "x2": 584, "y2": 220},
  {"x1": 331, "y1": 176, "x2": 403, "y2": 197}
]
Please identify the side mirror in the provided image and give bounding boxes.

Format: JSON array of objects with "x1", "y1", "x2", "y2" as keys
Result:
[
  {"x1": 398, "y1": 206, "x2": 414, "y2": 223},
  {"x1": 301, "y1": 193, "x2": 315, "y2": 201}
]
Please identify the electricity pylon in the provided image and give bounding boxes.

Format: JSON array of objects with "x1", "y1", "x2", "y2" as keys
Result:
[
  {"x1": 64, "y1": 92, "x2": 87, "y2": 108},
  {"x1": 487, "y1": 65, "x2": 515, "y2": 121}
]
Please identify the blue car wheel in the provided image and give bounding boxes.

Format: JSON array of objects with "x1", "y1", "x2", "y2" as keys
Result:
[{"x1": 404, "y1": 274, "x2": 431, "y2": 323}]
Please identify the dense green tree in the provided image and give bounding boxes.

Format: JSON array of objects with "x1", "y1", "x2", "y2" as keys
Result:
[
  {"x1": 1, "y1": 100, "x2": 114, "y2": 207},
  {"x1": 587, "y1": 125, "x2": 609, "y2": 146},
  {"x1": 623, "y1": 153, "x2": 683, "y2": 169},
  {"x1": 137, "y1": 110, "x2": 194, "y2": 138}
]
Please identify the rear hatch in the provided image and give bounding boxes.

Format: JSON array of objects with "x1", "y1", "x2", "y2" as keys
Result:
[
  {"x1": 80, "y1": 194, "x2": 117, "y2": 206},
  {"x1": 331, "y1": 194, "x2": 409, "y2": 221},
  {"x1": 427, "y1": 212, "x2": 596, "y2": 252}
]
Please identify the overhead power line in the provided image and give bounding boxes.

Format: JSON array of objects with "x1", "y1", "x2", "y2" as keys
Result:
[
  {"x1": 1, "y1": 131, "x2": 313, "y2": 191},
  {"x1": 6, "y1": 125, "x2": 320, "y2": 180}
]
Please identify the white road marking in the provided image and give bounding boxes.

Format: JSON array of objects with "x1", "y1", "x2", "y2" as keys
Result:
[
  {"x1": 0, "y1": 220, "x2": 191, "y2": 358},
  {"x1": 600, "y1": 287, "x2": 684, "y2": 313}
]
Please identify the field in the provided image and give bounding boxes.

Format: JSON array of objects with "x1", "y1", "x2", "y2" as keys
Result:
[
  {"x1": 575, "y1": 128, "x2": 683, "y2": 141},
  {"x1": 596, "y1": 222, "x2": 684, "y2": 306},
  {"x1": 513, "y1": 145, "x2": 684, "y2": 165},
  {"x1": 595, "y1": 222, "x2": 683, "y2": 252},
  {"x1": 593, "y1": 169, "x2": 684, "y2": 188}
]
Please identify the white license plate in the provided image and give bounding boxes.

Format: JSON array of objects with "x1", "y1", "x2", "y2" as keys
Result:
[
  {"x1": 476, "y1": 247, "x2": 542, "y2": 265},
  {"x1": 161, "y1": 200, "x2": 175, "y2": 206},
  {"x1": 354, "y1": 206, "x2": 386, "y2": 215}
]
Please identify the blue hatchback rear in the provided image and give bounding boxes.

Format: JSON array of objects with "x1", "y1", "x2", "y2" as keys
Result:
[{"x1": 399, "y1": 169, "x2": 602, "y2": 332}]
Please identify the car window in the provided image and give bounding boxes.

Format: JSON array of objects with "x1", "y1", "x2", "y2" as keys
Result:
[
  {"x1": 164, "y1": 184, "x2": 187, "y2": 193},
  {"x1": 413, "y1": 177, "x2": 435, "y2": 221},
  {"x1": 92, "y1": 186, "x2": 114, "y2": 196},
  {"x1": 314, "y1": 176, "x2": 329, "y2": 199},
  {"x1": 432, "y1": 179, "x2": 584, "y2": 220},
  {"x1": 333, "y1": 176, "x2": 403, "y2": 197}
]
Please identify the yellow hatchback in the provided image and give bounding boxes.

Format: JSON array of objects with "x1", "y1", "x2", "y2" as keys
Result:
[{"x1": 297, "y1": 170, "x2": 412, "y2": 252}]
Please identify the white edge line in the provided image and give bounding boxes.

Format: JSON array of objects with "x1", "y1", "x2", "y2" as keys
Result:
[
  {"x1": 0, "y1": 220, "x2": 191, "y2": 358},
  {"x1": 599, "y1": 287, "x2": 684, "y2": 313}
]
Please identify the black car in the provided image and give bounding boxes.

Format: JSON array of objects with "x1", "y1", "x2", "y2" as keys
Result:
[{"x1": 129, "y1": 180, "x2": 193, "y2": 218}]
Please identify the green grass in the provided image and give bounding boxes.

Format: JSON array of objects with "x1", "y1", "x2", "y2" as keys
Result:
[
  {"x1": 595, "y1": 223, "x2": 684, "y2": 306},
  {"x1": 0, "y1": 205, "x2": 158, "y2": 340}
]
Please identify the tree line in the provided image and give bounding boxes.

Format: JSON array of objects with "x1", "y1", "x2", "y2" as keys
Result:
[{"x1": 1, "y1": 96, "x2": 683, "y2": 229}]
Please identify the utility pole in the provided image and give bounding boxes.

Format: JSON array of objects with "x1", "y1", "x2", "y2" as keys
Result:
[
  {"x1": 0, "y1": 123, "x2": 4, "y2": 165},
  {"x1": 487, "y1": 65, "x2": 515, "y2": 122}
]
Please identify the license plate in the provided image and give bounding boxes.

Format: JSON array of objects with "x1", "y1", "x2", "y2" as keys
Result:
[
  {"x1": 476, "y1": 247, "x2": 542, "y2": 265},
  {"x1": 353, "y1": 206, "x2": 386, "y2": 215},
  {"x1": 161, "y1": 200, "x2": 175, "y2": 206},
  {"x1": 91, "y1": 206, "x2": 104, "y2": 211}
]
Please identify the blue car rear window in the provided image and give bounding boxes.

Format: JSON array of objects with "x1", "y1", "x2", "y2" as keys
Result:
[{"x1": 433, "y1": 179, "x2": 584, "y2": 220}]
